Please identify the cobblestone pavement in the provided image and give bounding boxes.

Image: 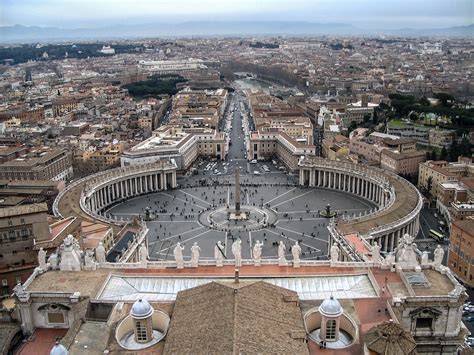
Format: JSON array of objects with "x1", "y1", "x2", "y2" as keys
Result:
[{"x1": 107, "y1": 182, "x2": 376, "y2": 261}]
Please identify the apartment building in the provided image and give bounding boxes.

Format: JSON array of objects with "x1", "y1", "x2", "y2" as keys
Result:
[
  {"x1": 380, "y1": 149, "x2": 426, "y2": 176},
  {"x1": 170, "y1": 88, "x2": 227, "y2": 129},
  {"x1": 448, "y1": 217, "x2": 474, "y2": 288},
  {"x1": 418, "y1": 157, "x2": 473, "y2": 198},
  {"x1": 0, "y1": 203, "x2": 50, "y2": 296},
  {"x1": 0, "y1": 149, "x2": 73, "y2": 181}
]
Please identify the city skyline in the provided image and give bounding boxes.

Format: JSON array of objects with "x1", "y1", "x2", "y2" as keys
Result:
[{"x1": 1, "y1": 0, "x2": 473, "y2": 30}]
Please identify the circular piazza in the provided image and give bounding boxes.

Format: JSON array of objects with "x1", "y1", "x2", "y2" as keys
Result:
[{"x1": 53, "y1": 155, "x2": 422, "y2": 264}]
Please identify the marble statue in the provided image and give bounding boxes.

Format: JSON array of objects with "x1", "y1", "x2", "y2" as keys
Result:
[
  {"x1": 13, "y1": 283, "x2": 27, "y2": 300},
  {"x1": 190, "y1": 242, "x2": 201, "y2": 268},
  {"x1": 433, "y1": 245, "x2": 444, "y2": 266},
  {"x1": 174, "y1": 242, "x2": 185, "y2": 269},
  {"x1": 371, "y1": 242, "x2": 381, "y2": 263},
  {"x1": 253, "y1": 240, "x2": 263, "y2": 266},
  {"x1": 396, "y1": 233, "x2": 420, "y2": 267},
  {"x1": 232, "y1": 239, "x2": 242, "y2": 267},
  {"x1": 95, "y1": 243, "x2": 106, "y2": 264},
  {"x1": 138, "y1": 243, "x2": 148, "y2": 264},
  {"x1": 38, "y1": 247, "x2": 47, "y2": 270},
  {"x1": 291, "y1": 241, "x2": 302, "y2": 268},
  {"x1": 278, "y1": 241, "x2": 287, "y2": 266},
  {"x1": 421, "y1": 251, "x2": 429, "y2": 265},
  {"x1": 59, "y1": 234, "x2": 82, "y2": 271},
  {"x1": 48, "y1": 251, "x2": 59, "y2": 270},
  {"x1": 330, "y1": 243, "x2": 340, "y2": 263},
  {"x1": 215, "y1": 241, "x2": 224, "y2": 267},
  {"x1": 84, "y1": 250, "x2": 97, "y2": 271}
]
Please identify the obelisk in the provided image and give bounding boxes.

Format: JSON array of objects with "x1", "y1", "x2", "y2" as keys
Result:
[{"x1": 235, "y1": 167, "x2": 240, "y2": 212}]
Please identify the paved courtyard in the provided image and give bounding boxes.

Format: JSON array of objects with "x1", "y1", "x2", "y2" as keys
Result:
[
  {"x1": 107, "y1": 182, "x2": 376, "y2": 262},
  {"x1": 107, "y1": 92, "x2": 377, "y2": 262}
]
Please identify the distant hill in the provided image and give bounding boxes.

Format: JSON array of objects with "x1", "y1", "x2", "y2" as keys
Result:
[{"x1": 0, "y1": 22, "x2": 472, "y2": 43}]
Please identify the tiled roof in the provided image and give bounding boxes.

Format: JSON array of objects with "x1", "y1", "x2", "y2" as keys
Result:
[{"x1": 163, "y1": 281, "x2": 308, "y2": 355}]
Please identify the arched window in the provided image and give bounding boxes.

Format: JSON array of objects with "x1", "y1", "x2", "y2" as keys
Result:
[{"x1": 326, "y1": 320, "x2": 337, "y2": 340}]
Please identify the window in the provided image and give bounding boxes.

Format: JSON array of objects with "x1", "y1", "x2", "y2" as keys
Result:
[
  {"x1": 135, "y1": 321, "x2": 147, "y2": 342},
  {"x1": 15, "y1": 276, "x2": 21, "y2": 284},
  {"x1": 326, "y1": 320, "x2": 337, "y2": 340},
  {"x1": 416, "y1": 317, "x2": 433, "y2": 330},
  {"x1": 1, "y1": 279, "x2": 7, "y2": 286}
]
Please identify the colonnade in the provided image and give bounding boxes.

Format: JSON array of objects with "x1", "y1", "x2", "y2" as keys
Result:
[
  {"x1": 298, "y1": 156, "x2": 423, "y2": 256},
  {"x1": 299, "y1": 167, "x2": 390, "y2": 207},
  {"x1": 85, "y1": 170, "x2": 177, "y2": 215}
]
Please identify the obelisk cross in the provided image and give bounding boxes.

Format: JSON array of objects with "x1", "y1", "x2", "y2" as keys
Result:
[{"x1": 235, "y1": 167, "x2": 240, "y2": 212}]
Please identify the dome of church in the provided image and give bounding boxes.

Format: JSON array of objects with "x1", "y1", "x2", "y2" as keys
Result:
[
  {"x1": 131, "y1": 299, "x2": 153, "y2": 319},
  {"x1": 415, "y1": 74, "x2": 424, "y2": 81},
  {"x1": 50, "y1": 342, "x2": 68, "y2": 355},
  {"x1": 319, "y1": 296, "x2": 343, "y2": 316}
]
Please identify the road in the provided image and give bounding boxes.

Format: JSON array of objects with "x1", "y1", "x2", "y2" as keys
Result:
[{"x1": 416, "y1": 207, "x2": 449, "y2": 265}]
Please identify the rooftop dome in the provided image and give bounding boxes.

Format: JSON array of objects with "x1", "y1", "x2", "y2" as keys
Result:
[
  {"x1": 319, "y1": 296, "x2": 343, "y2": 316},
  {"x1": 50, "y1": 342, "x2": 68, "y2": 355},
  {"x1": 131, "y1": 299, "x2": 153, "y2": 319}
]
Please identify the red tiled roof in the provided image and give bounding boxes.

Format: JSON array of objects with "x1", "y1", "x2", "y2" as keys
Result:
[{"x1": 17, "y1": 328, "x2": 67, "y2": 355}]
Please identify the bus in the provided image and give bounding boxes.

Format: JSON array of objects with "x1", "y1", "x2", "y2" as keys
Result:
[{"x1": 429, "y1": 229, "x2": 445, "y2": 242}]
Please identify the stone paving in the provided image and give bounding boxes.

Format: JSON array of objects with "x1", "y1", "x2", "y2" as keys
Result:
[
  {"x1": 106, "y1": 91, "x2": 379, "y2": 262},
  {"x1": 107, "y1": 182, "x2": 376, "y2": 262}
]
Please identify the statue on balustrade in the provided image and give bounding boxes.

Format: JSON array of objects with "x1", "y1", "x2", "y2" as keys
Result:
[
  {"x1": 330, "y1": 243, "x2": 340, "y2": 263},
  {"x1": 232, "y1": 239, "x2": 242, "y2": 267},
  {"x1": 38, "y1": 247, "x2": 47, "y2": 271},
  {"x1": 174, "y1": 242, "x2": 185, "y2": 269},
  {"x1": 253, "y1": 240, "x2": 263, "y2": 266},
  {"x1": 95, "y1": 242, "x2": 106, "y2": 264},
  {"x1": 278, "y1": 241, "x2": 287, "y2": 266},
  {"x1": 215, "y1": 241, "x2": 224, "y2": 267},
  {"x1": 292, "y1": 241, "x2": 302, "y2": 267},
  {"x1": 433, "y1": 245, "x2": 445, "y2": 267},
  {"x1": 190, "y1": 242, "x2": 201, "y2": 267}
]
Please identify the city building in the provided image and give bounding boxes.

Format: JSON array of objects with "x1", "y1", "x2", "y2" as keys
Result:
[
  {"x1": 170, "y1": 88, "x2": 228, "y2": 129},
  {"x1": 78, "y1": 144, "x2": 124, "y2": 174},
  {"x1": 380, "y1": 149, "x2": 426, "y2": 176},
  {"x1": 249, "y1": 130, "x2": 315, "y2": 171},
  {"x1": 437, "y1": 178, "x2": 474, "y2": 224},
  {"x1": 138, "y1": 59, "x2": 207, "y2": 74},
  {"x1": 448, "y1": 217, "x2": 474, "y2": 288},
  {"x1": 387, "y1": 120, "x2": 430, "y2": 143},
  {"x1": 418, "y1": 157, "x2": 473, "y2": 200},
  {"x1": 429, "y1": 127, "x2": 456, "y2": 147},
  {"x1": 121, "y1": 125, "x2": 226, "y2": 171},
  {"x1": 0, "y1": 148, "x2": 73, "y2": 182},
  {"x1": 0, "y1": 203, "x2": 50, "y2": 296}
]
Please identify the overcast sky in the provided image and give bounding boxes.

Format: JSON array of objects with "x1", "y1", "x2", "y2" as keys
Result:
[{"x1": 1, "y1": 0, "x2": 473, "y2": 29}]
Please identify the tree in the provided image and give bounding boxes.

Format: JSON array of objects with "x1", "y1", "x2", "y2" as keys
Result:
[
  {"x1": 431, "y1": 147, "x2": 438, "y2": 161},
  {"x1": 372, "y1": 110, "x2": 378, "y2": 124},
  {"x1": 440, "y1": 146, "x2": 448, "y2": 161},
  {"x1": 348, "y1": 121, "x2": 358, "y2": 133},
  {"x1": 419, "y1": 96, "x2": 430, "y2": 106},
  {"x1": 426, "y1": 176, "x2": 433, "y2": 197}
]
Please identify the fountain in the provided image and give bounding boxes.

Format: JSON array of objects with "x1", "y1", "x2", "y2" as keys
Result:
[{"x1": 319, "y1": 203, "x2": 337, "y2": 218}]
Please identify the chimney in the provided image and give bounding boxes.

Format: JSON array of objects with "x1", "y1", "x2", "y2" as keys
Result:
[{"x1": 234, "y1": 268, "x2": 240, "y2": 284}]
